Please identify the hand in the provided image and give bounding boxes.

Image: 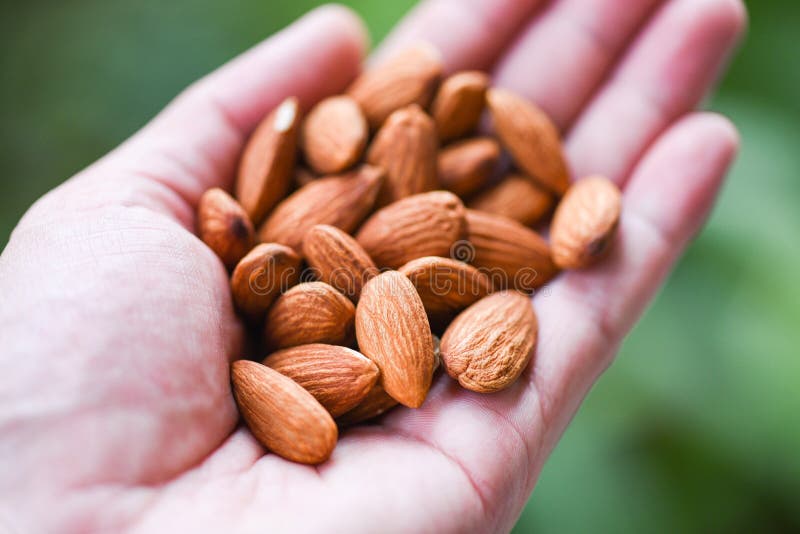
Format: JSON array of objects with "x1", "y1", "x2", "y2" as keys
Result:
[{"x1": 0, "y1": 1, "x2": 746, "y2": 532}]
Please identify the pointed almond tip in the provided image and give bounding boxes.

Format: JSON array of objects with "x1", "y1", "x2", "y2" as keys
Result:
[
  {"x1": 274, "y1": 97, "x2": 299, "y2": 132},
  {"x1": 230, "y1": 358, "x2": 247, "y2": 375},
  {"x1": 384, "y1": 381, "x2": 427, "y2": 409},
  {"x1": 405, "y1": 393, "x2": 427, "y2": 409},
  {"x1": 359, "y1": 164, "x2": 386, "y2": 187},
  {"x1": 485, "y1": 87, "x2": 509, "y2": 108},
  {"x1": 458, "y1": 70, "x2": 490, "y2": 85},
  {"x1": 413, "y1": 40, "x2": 443, "y2": 65}
]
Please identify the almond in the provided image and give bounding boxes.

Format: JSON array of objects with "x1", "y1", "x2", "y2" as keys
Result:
[
  {"x1": 231, "y1": 243, "x2": 301, "y2": 318},
  {"x1": 265, "y1": 281, "x2": 355, "y2": 350},
  {"x1": 487, "y1": 88, "x2": 569, "y2": 196},
  {"x1": 258, "y1": 165, "x2": 384, "y2": 252},
  {"x1": 336, "y1": 382, "x2": 398, "y2": 427},
  {"x1": 356, "y1": 191, "x2": 467, "y2": 269},
  {"x1": 440, "y1": 291, "x2": 538, "y2": 393},
  {"x1": 303, "y1": 224, "x2": 379, "y2": 301},
  {"x1": 468, "y1": 173, "x2": 554, "y2": 226},
  {"x1": 348, "y1": 43, "x2": 443, "y2": 129},
  {"x1": 431, "y1": 71, "x2": 489, "y2": 142},
  {"x1": 263, "y1": 344, "x2": 379, "y2": 417},
  {"x1": 465, "y1": 209, "x2": 558, "y2": 291},
  {"x1": 550, "y1": 175, "x2": 621, "y2": 269},
  {"x1": 437, "y1": 137, "x2": 500, "y2": 198},
  {"x1": 236, "y1": 97, "x2": 299, "y2": 225},
  {"x1": 197, "y1": 188, "x2": 255, "y2": 269},
  {"x1": 356, "y1": 271, "x2": 435, "y2": 408},
  {"x1": 301, "y1": 95, "x2": 368, "y2": 174},
  {"x1": 231, "y1": 360, "x2": 337, "y2": 464},
  {"x1": 367, "y1": 105, "x2": 438, "y2": 206},
  {"x1": 399, "y1": 256, "x2": 492, "y2": 330}
]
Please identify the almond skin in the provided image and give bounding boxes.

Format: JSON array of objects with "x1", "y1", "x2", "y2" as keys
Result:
[
  {"x1": 356, "y1": 271, "x2": 435, "y2": 408},
  {"x1": 336, "y1": 382, "x2": 398, "y2": 427},
  {"x1": 301, "y1": 95, "x2": 368, "y2": 174},
  {"x1": 468, "y1": 173, "x2": 554, "y2": 226},
  {"x1": 356, "y1": 191, "x2": 467, "y2": 269},
  {"x1": 348, "y1": 43, "x2": 443, "y2": 129},
  {"x1": 231, "y1": 243, "x2": 301, "y2": 318},
  {"x1": 399, "y1": 256, "x2": 492, "y2": 330},
  {"x1": 487, "y1": 88, "x2": 569, "y2": 196},
  {"x1": 231, "y1": 360, "x2": 337, "y2": 464},
  {"x1": 265, "y1": 282, "x2": 355, "y2": 350},
  {"x1": 431, "y1": 71, "x2": 489, "y2": 142},
  {"x1": 437, "y1": 137, "x2": 500, "y2": 198},
  {"x1": 550, "y1": 175, "x2": 622, "y2": 269},
  {"x1": 236, "y1": 97, "x2": 299, "y2": 225},
  {"x1": 263, "y1": 344, "x2": 379, "y2": 417},
  {"x1": 197, "y1": 188, "x2": 255, "y2": 269},
  {"x1": 303, "y1": 224, "x2": 379, "y2": 302},
  {"x1": 258, "y1": 165, "x2": 384, "y2": 252},
  {"x1": 367, "y1": 105, "x2": 439, "y2": 207},
  {"x1": 440, "y1": 291, "x2": 538, "y2": 393},
  {"x1": 465, "y1": 209, "x2": 558, "y2": 291}
]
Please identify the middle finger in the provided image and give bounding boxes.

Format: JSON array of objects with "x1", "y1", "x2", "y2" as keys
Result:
[{"x1": 491, "y1": 0, "x2": 664, "y2": 131}]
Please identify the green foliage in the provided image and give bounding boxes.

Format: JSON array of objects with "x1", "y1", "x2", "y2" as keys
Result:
[{"x1": 1, "y1": 1, "x2": 797, "y2": 531}]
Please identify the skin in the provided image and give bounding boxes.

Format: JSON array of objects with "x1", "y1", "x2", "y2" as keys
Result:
[{"x1": 0, "y1": 1, "x2": 746, "y2": 532}]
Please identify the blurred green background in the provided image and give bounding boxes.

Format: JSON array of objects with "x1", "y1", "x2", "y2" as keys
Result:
[{"x1": 1, "y1": 1, "x2": 798, "y2": 532}]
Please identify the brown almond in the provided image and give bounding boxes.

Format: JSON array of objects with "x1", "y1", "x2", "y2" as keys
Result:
[
  {"x1": 258, "y1": 165, "x2": 384, "y2": 252},
  {"x1": 301, "y1": 95, "x2": 368, "y2": 174},
  {"x1": 465, "y1": 209, "x2": 558, "y2": 291},
  {"x1": 197, "y1": 188, "x2": 254, "y2": 269},
  {"x1": 236, "y1": 97, "x2": 299, "y2": 225},
  {"x1": 487, "y1": 88, "x2": 569, "y2": 196},
  {"x1": 399, "y1": 256, "x2": 492, "y2": 330},
  {"x1": 265, "y1": 282, "x2": 355, "y2": 350},
  {"x1": 356, "y1": 271, "x2": 435, "y2": 408},
  {"x1": 356, "y1": 191, "x2": 467, "y2": 269},
  {"x1": 231, "y1": 243, "x2": 301, "y2": 318},
  {"x1": 367, "y1": 105, "x2": 438, "y2": 206},
  {"x1": 468, "y1": 173, "x2": 554, "y2": 226},
  {"x1": 551, "y1": 176, "x2": 622, "y2": 269},
  {"x1": 302, "y1": 225, "x2": 379, "y2": 302},
  {"x1": 231, "y1": 360, "x2": 337, "y2": 464},
  {"x1": 431, "y1": 71, "x2": 490, "y2": 142},
  {"x1": 437, "y1": 137, "x2": 500, "y2": 198},
  {"x1": 440, "y1": 291, "x2": 538, "y2": 393},
  {"x1": 336, "y1": 382, "x2": 398, "y2": 427},
  {"x1": 263, "y1": 344, "x2": 379, "y2": 417},
  {"x1": 348, "y1": 43, "x2": 443, "y2": 129}
]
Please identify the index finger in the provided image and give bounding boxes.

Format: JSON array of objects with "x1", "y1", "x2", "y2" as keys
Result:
[{"x1": 373, "y1": 0, "x2": 543, "y2": 71}]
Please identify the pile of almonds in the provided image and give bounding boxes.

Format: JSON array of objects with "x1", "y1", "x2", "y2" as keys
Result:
[{"x1": 196, "y1": 44, "x2": 622, "y2": 465}]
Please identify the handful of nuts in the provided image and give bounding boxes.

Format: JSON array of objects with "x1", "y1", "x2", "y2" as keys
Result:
[{"x1": 197, "y1": 44, "x2": 622, "y2": 465}]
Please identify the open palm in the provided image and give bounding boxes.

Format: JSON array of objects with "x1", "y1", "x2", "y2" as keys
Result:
[{"x1": 0, "y1": 1, "x2": 745, "y2": 532}]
